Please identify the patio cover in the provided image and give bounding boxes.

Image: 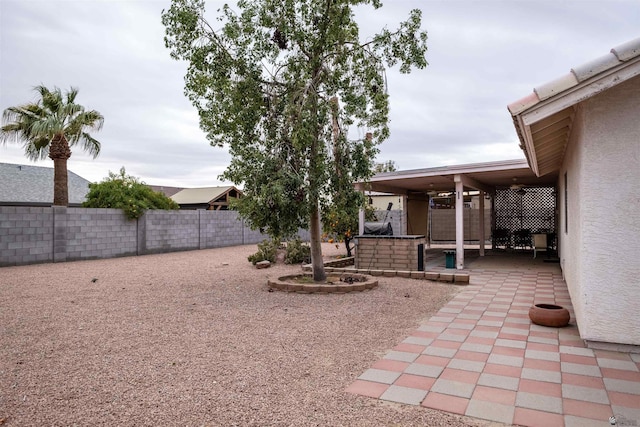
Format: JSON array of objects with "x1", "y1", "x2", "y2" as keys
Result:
[{"x1": 355, "y1": 159, "x2": 556, "y2": 269}]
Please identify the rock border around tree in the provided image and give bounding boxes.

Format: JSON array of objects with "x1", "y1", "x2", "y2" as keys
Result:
[{"x1": 268, "y1": 273, "x2": 377, "y2": 294}]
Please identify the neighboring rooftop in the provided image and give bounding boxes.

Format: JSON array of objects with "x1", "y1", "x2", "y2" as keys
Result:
[
  {"x1": 148, "y1": 185, "x2": 184, "y2": 198},
  {"x1": 0, "y1": 162, "x2": 91, "y2": 206},
  {"x1": 170, "y1": 186, "x2": 242, "y2": 209}
]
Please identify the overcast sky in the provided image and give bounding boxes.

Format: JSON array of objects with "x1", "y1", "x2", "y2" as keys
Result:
[{"x1": 1, "y1": 0, "x2": 638, "y2": 187}]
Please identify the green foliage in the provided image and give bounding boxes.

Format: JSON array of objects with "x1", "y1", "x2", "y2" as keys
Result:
[
  {"x1": 162, "y1": 0, "x2": 428, "y2": 278},
  {"x1": 248, "y1": 238, "x2": 281, "y2": 265},
  {"x1": 374, "y1": 160, "x2": 398, "y2": 174},
  {"x1": 284, "y1": 237, "x2": 311, "y2": 264},
  {"x1": 83, "y1": 167, "x2": 179, "y2": 219}
]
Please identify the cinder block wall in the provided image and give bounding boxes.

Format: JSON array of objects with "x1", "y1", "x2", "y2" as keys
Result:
[
  {"x1": 355, "y1": 236, "x2": 425, "y2": 270},
  {"x1": 143, "y1": 210, "x2": 200, "y2": 253},
  {"x1": 0, "y1": 206, "x2": 54, "y2": 266},
  {"x1": 63, "y1": 207, "x2": 137, "y2": 261},
  {"x1": 0, "y1": 207, "x2": 309, "y2": 267}
]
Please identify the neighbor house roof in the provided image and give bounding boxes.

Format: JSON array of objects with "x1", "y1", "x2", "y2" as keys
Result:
[
  {"x1": 0, "y1": 162, "x2": 91, "y2": 206},
  {"x1": 170, "y1": 186, "x2": 241, "y2": 205},
  {"x1": 509, "y1": 37, "x2": 640, "y2": 177},
  {"x1": 148, "y1": 185, "x2": 184, "y2": 198}
]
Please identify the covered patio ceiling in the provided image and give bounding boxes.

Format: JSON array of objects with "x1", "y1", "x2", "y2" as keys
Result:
[{"x1": 356, "y1": 159, "x2": 557, "y2": 195}]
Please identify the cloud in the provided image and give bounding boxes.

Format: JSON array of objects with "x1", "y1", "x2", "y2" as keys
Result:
[{"x1": 1, "y1": 0, "x2": 638, "y2": 186}]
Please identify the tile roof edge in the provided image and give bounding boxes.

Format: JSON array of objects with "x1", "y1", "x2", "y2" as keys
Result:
[
  {"x1": 533, "y1": 72, "x2": 579, "y2": 102},
  {"x1": 508, "y1": 92, "x2": 540, "y2": 116},
  {"x1": 571, "y1": 52, "x2": 620, "y2": 83},
  {"x1": 611, "y1": 37, "x2": 640, "y2": 62}
]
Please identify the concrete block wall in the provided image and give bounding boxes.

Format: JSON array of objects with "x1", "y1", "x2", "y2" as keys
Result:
[
  {"x1": 0, "y1": 206, "x2": 312, "y2": 267},
  {"x1": 0, "y1": 206, "x2": 53, "y2": 266},
  {"x1": 142, "y1": 210, "x2": 200, "y2": 253},
  {"x1": 63, "y1": 207, "x2": 137, "y2": 261},
  {"x1": 200, "y1": 210, "x2": 244, "y2": 248},
  {"x1": 355, "y1": 236, "x2": 425, "y2": 271}
]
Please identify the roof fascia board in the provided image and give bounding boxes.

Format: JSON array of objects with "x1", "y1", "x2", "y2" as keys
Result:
[
  {"x1": 364, "y1": 183, "x2": 410, "y2": 195},
  {"x1": 369, "y1": 159, "x2": 529, "y2": 182},
  {"x1": 521, "y1": 58, "x2": 640, "y2": 127},
  {"x1": 517, "y1": 114, "x2": 540, "y2": 176}
]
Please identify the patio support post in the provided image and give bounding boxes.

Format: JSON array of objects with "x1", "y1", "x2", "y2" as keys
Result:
[
  {"x1": 479, "y1": 190, "x2": 485, "y2": 256},
  {"x1": 358, "y1": 190, "x2": 365, "y2": 235},
  {"x1": 454, "y1": 175, "x2": 465, "y2": 269}
]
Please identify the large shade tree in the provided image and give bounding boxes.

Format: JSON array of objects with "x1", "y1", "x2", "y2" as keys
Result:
[
  {"x1": 162, "y1": 0, "x2": 427, "y2": 281},
  {"x1": 0, "y1": 85, "x2": 104, "y2": 206}
]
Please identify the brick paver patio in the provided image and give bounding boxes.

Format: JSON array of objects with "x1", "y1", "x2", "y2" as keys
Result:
[{"x1": 346, "y1": 266, "x2": 640, "y2": 427}]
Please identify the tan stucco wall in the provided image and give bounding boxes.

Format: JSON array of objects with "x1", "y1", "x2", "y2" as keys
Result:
[{"x1": 560, "y1": 76, "x2": 640, "y2": 345}]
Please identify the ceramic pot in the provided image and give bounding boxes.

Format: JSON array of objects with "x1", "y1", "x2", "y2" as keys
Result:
[{"x1": 529, "y1": 303, "x2": 570, "y2": 327}]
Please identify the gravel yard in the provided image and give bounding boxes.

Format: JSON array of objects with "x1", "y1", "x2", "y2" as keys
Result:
[{"x1": 0, "y1": 243, "x2": 489, "y2": 426}]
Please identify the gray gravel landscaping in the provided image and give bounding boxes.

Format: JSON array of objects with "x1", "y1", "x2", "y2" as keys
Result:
[{"x1": 0, "y1": 243, "x2": 492, "y2": 426}]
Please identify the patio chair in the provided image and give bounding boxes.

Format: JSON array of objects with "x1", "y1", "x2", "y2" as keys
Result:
[{"x1": 532, "y1": 233, "x2": 548, "y2": 258}]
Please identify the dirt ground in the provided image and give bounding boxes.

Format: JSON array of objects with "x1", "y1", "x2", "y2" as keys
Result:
[{"x1": 0, "y1": 243, "x2": 491, "y2": 426}]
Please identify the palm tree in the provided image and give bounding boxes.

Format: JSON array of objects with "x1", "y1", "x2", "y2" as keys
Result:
[{"x1": 1, "y1": 85, "x2": 104, "y2": 206}]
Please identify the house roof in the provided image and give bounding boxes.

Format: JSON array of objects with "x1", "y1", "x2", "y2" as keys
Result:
[
  {"x1": 170, "y1": 186, "x2": 240, "y2": 205},
  {"x1": 148, "y1": 185, "x2": 184, "y2": 198},
  {"x1": 0, "y1": 162, "x2": 91, "y2": 206},
  {"x1": 509, "y1": 36, "x2": 640, "y2": 177}
]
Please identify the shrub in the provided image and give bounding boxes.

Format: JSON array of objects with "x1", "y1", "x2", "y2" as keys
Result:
[
  {"x1": 284, "y1": 237, "x2": 311, "y2": 264},
  {"x1": 248, "y1": 239, "x2": 280, "y2": 265}
]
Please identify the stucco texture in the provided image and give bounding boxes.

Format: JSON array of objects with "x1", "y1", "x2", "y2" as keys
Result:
[{"x1": 562, "y1": 76, "x2": 640, "y2": 345}]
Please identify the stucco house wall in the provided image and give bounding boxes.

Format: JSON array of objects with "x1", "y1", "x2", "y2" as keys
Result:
[{"x1": 560, "y1": 76, "x2": 640, "y2": 346}]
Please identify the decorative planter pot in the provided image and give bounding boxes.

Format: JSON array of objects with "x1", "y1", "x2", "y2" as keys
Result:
[{"x1": 529, "y1": 304, "x2": 570, "y2": 327}]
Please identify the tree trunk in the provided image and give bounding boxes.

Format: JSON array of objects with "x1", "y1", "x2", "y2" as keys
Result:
[
  {"x1": 309, "y1": 204, "x2": 326, "y2": 282},
  {"x1": 49, "y1": 134, "x2": 72, "y2": 206}
]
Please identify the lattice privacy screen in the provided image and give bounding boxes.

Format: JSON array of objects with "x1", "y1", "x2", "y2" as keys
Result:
[{"x1": 493, "y1": 187, "x2": 556, "y2": 249}]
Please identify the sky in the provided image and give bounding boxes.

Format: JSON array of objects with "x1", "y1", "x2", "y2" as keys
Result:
[{"x1": 1, "y1": 0, "x2": 638, "y2": 188}]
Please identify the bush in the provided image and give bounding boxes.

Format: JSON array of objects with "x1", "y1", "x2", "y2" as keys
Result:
[
  {"x1": 248, "y1": 239, "x2": 280, "y2": 265},
  {"x1": 83, "y1": 167, "x2": 179, "y2": 219},
  {"x1": 284, "y1": 237, "x2": 311, "y2": 264}
]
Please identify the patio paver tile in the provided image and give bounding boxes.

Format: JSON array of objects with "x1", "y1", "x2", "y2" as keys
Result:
[
  {"x1": 483, "y1": 363, "x2": 522, "y2": 378},
  {"x1": 601, "y1": 368, "x2": 640, "y2": 381},
  {"x1": 563, "y1": 398, "x2": 613, "y2": 421},
  {"x1": 564, "y1": 414, "x2": 611, "y2": 427},
  {"x1": 477, "y1": 373, "x2": 520, "y2": 391},
  {"x1": 559, "y1": 345, "x2": 594, "y2": 357},
  {"x1": 394, "y1": 373, "x2": 436, "y2": 391},
  {"x1": 597, "y1": 358, "x2": 640, "y2": 372},
  {"x1": 404, "y1": 363, "x2": 444, "y2": 378},
  {"x1": 562, "y1": 383, "x2": 610, "y2": 404},
  {"x1": 465, "y1": 399, "x2": 514, "y2": 425},
  {"x1": 447, "y1": 358, "x2": 485, "y2": 373},
  {"x1": 415, "y1": 354, "x2": 450, "y2": 367},
  {"x1": 561, "y1": 362, "x2": 602, "y2": 377},
  {"x1": 561, "y1": 373, "x2": 605, "y2": 389},
  {"x1": 358, "y1": 368, "x2": 401, "y2": 384},
  {"x1": 431, "y1": 378, "x2": 475, "y2": 398},
  {"x1": 379, "y1": 385, "x2": 428, "y2": 406},
  {"x1": 471, "y1": 385, "x2": 517, "y2": 405},
  {"x1": 603, "y1": 378, "x2": 640, "y2": 395},
  {"x1": 520, "y1": 378, "x2": 563, "y2": 397},
  {"x1": 393, "y1": 343, "x2": 426, "y2": 354},
  {"x1": 384, "y1": 350, "x2": 420, "y2": 363},
  {"x1": 344, "y1": 380, "x2": 389, "y2": 398},
  {"x1": 608, "y1": 391, "x2": 640, "y2": 408},
  {"x1": 421, "y1": 392, "x2": 469, "y2": 416},
  {"x1": 515, "y1": 391, "x2": 563, "y2": 414},
  {"x1": 513, "y1": 408, "x2": 564, "y2": 427},
  {"x1": 487, "y1": 353, "x2": 524, "y2": 367},
  {"x1": 560, "y1": 353, "x2": 598, "y2": 365},
  {"x1": 521, "y1": 368, "x2": 562, "y2": 384},
  {"x1": 526, "y1": 349, "x2": 561, "y2": 362},
  {"x1": 371, "y1": 359, "x2": 410, "y2": 372},
  {"x1": 421, "y1": 346, "x2": 457, "y2": 358}
]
